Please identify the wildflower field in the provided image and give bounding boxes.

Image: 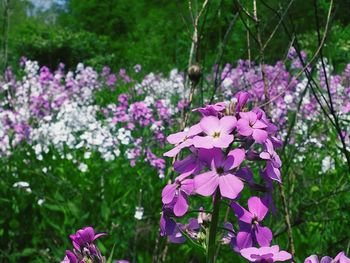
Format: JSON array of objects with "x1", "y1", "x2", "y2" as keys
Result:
[{"x1": 0, "y1": 1, "x2": 349, "y2": 263}]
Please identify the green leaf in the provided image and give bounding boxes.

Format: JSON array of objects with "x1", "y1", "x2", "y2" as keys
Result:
[{"x1": 106, "y1": 243, "x2": 116, "y2": 263}]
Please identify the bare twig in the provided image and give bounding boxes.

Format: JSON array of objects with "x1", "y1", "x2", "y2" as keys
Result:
[{"x1": 258, "y1": 0, "x2": 333, "y2": 108}]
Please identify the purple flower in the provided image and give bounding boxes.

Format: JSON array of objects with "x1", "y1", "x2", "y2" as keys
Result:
[
  {"x1": 232, "y1": 196, "x2": 272, "y2": 249},
  {"x1": 194, "y1": 148, "x2": 245, "y2": 199},
  {"x1": 62, "y1": 250, "x2": 77, "y2": 263},
  {"x1": 260, "y1": 139, "x2": 282, "y2": 182},
  {"x1": 169, "y1": 218, "x2": 200, "y2": 244},
  {"x1": 237, "y1": 111, "x2": 268, "y2": 143},
  {"x1": 193, "y1": 102, "x2": 227, "y2": 116},
  {"x1": 160, "y1": 206, "x2": 176, "y2": 237},
  {"x1": 235, "y1": 91, "x2": 250, "y2": 112},
  {"x1": 304, "y1": 252, "x2": 350, "y2": 263},
  {"x1": 133, "y1": 64, "x2": 142, "y2": 73},
  {"x1": 69, "y1": 226, "x2": 106, "y2": 251},
  {"x1": 221, "y1": 222, "x2": 238, "y2": 252},
  {"x1": 193, "y1": 116, "x2": 237, "y2": 149},
  {"x1": 240, "y1": 245, "x2": 292, "y2": 262},
  {"x1": 161, "y1": 174, "x2": 194, "y2": 216}
]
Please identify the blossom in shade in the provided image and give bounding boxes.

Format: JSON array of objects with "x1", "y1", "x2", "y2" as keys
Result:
[
  {"x1": 240, "y1": 245, "x2": 292, "y2": 262},
  {"x1": 237, "y1": 111, "x2": 268, "y2": 143},
  {"x1": 193, "y1": 116, "x2": 237, "y2": 149},
  {"x1": 162, "y1": 174, "x2": 194, "y2": 216},
  {"x1": 221, "y1": 222, "x2": 238, "y2": 252},
  {"x1": 160, "y1": 202, "x2": 177, "y2": 237},
  {"x1": 169, "y1": 218, "x2": 200, "y2": 244},
  {"x1": 232, "y1": 196, "x2": 272, "y2": 248},
  {"x1": 69, "y1": 226, "x2": 106, "y2": 251},
  {"x1": 194, "y1": 148, "x2": 245, "y2": 199}
]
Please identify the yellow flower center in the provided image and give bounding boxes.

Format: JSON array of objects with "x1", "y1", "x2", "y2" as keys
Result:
[{"x1": 212, "y1": 131, "x2": 221, "y2": 138}]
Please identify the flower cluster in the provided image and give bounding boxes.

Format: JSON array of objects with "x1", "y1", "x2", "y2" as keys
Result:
[
  {"x1": 160, "y1": 92, "x2": 290, "y2": 262},
  {"x1": 0, "y1": 60, "x2": 185, "y2": 177},
  {"x1": 61, "y1": 227, "x2": 129, "y2": 263},
  {"x1": 304, "y1": 252, "x2": 350, "y2": 263},
  {"x1": 217, "y1": 51, "x2": 350, "y2": 170},
  {"x1": 61, "y1": 227, "x2": 107, "y2": 263}
]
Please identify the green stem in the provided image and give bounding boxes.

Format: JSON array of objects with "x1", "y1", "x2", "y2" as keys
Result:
[{"x1": 207, "y1": 190, "x2": 221, "y2": 263}]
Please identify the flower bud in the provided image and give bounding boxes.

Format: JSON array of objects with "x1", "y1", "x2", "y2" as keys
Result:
[{"x1": 187, "y1": 64, "x2": 202, "y2": 84}]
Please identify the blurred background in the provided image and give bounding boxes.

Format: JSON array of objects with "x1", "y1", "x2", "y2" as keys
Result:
[{"x1": 0, "y1": 0, "x2": 350, "y2": 262}]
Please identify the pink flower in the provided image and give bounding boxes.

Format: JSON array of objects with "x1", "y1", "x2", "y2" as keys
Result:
[
  {"x1": 232, "y1": 196, "x2": 272, "y2": 248},
  {"x1": 240, "y1": 245, "x2": 292, "y2": 262},
  {"x1": 161, "y1": 174, "x2": 194, "y2": 216},
  {"x1": 237, "y1": 111, "x2": 268, "y2": 143},
  {"x1": 164, "y1": 124, "x2": 202, "y2": 157},
  {"x1": 193, "y1": 116, "x2": 237, "y2": 149},
  {"x1": 194, "y1": 148, "x2": 245, "y2": 199}
]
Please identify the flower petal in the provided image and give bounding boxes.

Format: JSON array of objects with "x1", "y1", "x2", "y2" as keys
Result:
[
  {"x1": 167, "y1": 131, "x2": 187, "y2": 144},
  {"x1": 253, "y1": 120, "x2": 268, "y2": 129},
  {"x1": 274, "y1": 251, "x2": 292, "y2": 261},
  {"x1": 248, "y1": 196, "x2": 269, "y2": 221},
  {"x1": 193, "y1": 136, "x2": 215, "y2": 149},
  {"x1": 162, "y1": 183, "x2": 177, "y2": 204},
  {"x1": 240, "y1": 246, "x2": 260, "y2": 262},
  {"x1": 194, "y1": 171, "x2": 219, "y2": 196},
  {"x1": 219, "y1": 116, "x2": 237, "y2": 134},
  {"x1": 252, "y1": 129, "x2": 268, "y2": 143},
  {"x1": 259, "y1": 151, "x2": 270, "y2": 160},
  {"x1": 255, "y1": 225, "x2": 272, "y2": 247},
  {"x1": 212, "y1": 134, "x2": 234, "y2": 148},
  {"x1": 231, "y1": 202, "x2": 253, "y2": 224},
  {"x1": 237, "y1": 119, "x2": 253, "y2": 137},
  {"x1": 236, "y1": 231, "x2": 253, "y2": 250},
  {"x1": 181, "y1": 178, "x2": 194, "y2": 195},
  {"x1": 304, "y1": 255, "x2": 319, "y2": 263},
  {"x1": 200, "y1": 116, "x2": 220, "y2": 135},
  {"x1": 225, "y1": 148, "x2": 246, "y2": 170},
  {"x1": 218, "y1": 174, "x2": 244, "y2": 199},
  {"x1": 187, "y1": 123, "x2": 202, "y2": 137},
  {"x1": 320, "y1": 256, "x2": 333, "y2": 263},
  {"x1": 174, "y1": 192, "x2": 189, "y2": 217},
  {"x1": 164, "y1": 145, "x2": 181, "y2": 157}
]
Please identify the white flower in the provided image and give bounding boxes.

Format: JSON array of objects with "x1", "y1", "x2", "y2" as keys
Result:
[
  {"x1": 78, "y1": 163, "x2": 88, "y2": 172},
  {"x1": 13, "y1": 181, "x2": 31, "y2": 193},
  {"x1": 134, "y1": 206, "x2": 144, "y2": 220},
  {"x1": 284, "y1": 94, "x2": 293, "y2": 104},
  {"x1": 84, "y1": 152, "x2": 92, "y2": 159},
  {"x1": 321, "y1": 156, "x2": 335, "y2": 173},
  {"x1": 13, "y1": 181, "x2": 29, "y2": 188}
]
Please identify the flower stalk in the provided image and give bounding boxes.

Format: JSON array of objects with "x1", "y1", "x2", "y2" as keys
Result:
[{"x1": 207, "y1": 190, "x2": 221, "y2": 263}]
